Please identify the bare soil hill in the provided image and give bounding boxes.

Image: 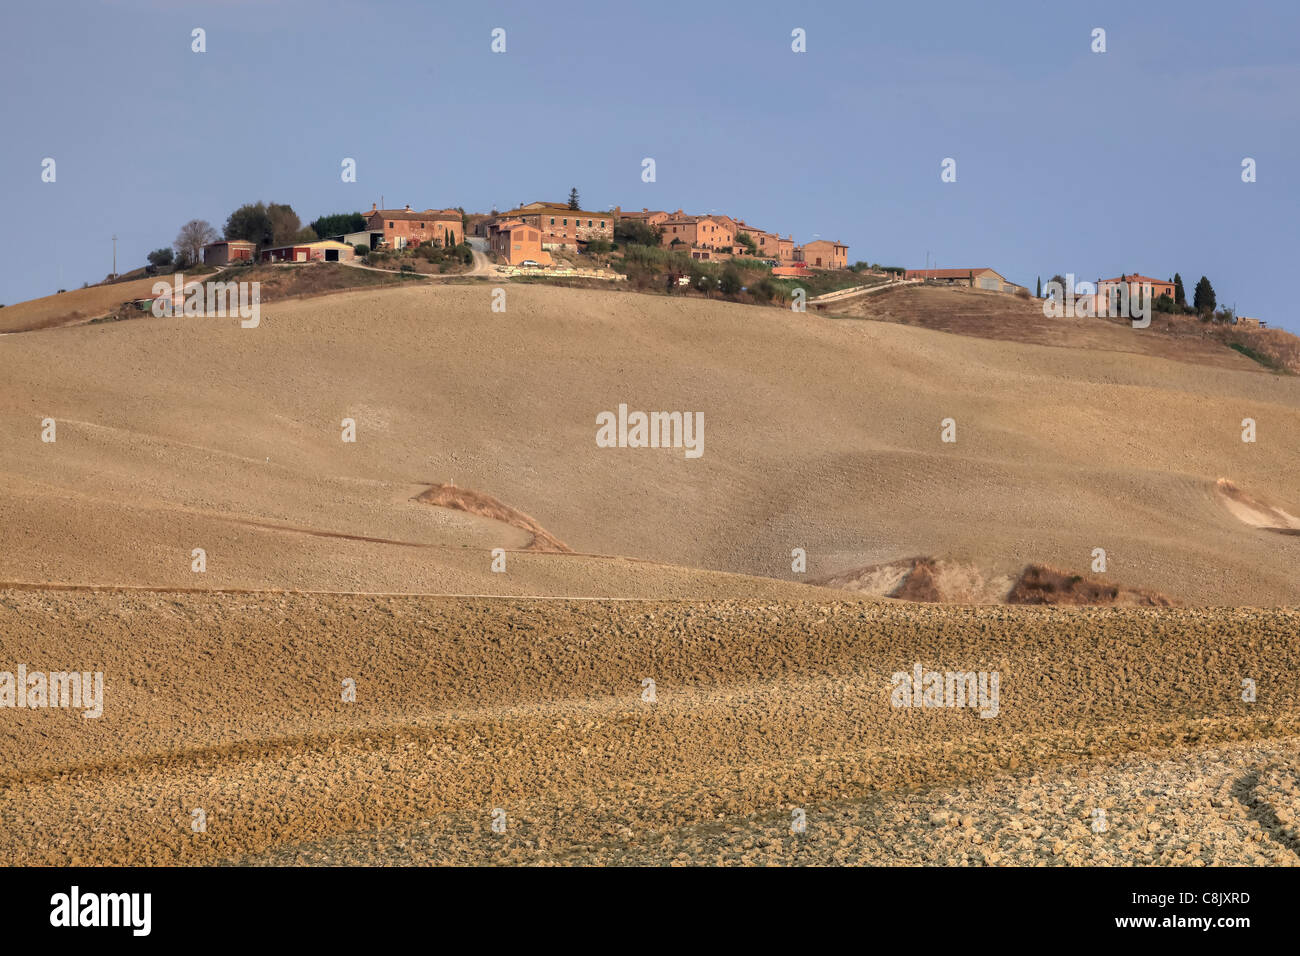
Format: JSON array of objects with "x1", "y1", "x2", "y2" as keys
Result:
[
  {"x1": 824, "y1": 284, "x2": 1274, "y2": 372},
  {"x1": 1, "y1": 282, "x2": 1298, "y2": 603},
  {"x1": 0, "y1": 276, "x2": 169, "y2": 333}
]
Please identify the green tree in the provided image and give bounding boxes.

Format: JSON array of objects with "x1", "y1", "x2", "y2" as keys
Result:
[
  {"x1": 1193, "y1": 276, "x2": 1216, "y2": 314},
  {"x1": 1173, "y1": 273, "x2": 1186, "y2": 308},
  {"x1": 267, "y1": 203, "x2": 301, "y2": 245},
  {"x1": 147, "y1": 247, "x2": 174, "y2": 268},
  {"x1": 224, "y1": 203, "x2": 274, "y2": 247},
  {"x1": 1049, "y1": 274, "x2": 1068, "y2": 298},
  {"x1": 615, "y1": 220, "x2": 661, "y2": 246},
  {"x1": 309, "y1": 212, "x2": 366, "y2": 239},
  {"x1": 719, "y1": 265, "x2": 743, "y2": 296},
  {"x1": 1035, "y1": 276, "x2": 1041, "y2": 298},
  {"x1": 568, "y1": 187, "x2": 580, "y2": 210},
  {"x1": 736, "y1": 231, "x2": 757, "y2": 256}
]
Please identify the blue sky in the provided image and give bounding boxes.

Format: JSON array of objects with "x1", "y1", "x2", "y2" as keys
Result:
[{"x1": 3, "y1": 0, "x2": 1297, "y2": 328}]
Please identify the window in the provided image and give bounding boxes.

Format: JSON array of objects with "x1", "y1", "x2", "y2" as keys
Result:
[
  {"x1": 587, "y1": 220, "x2": 593, "y2": 227},
  {"x1": 420, "y1": 223, "x2": 425, "y2": 228},
  {"x1": 388, "y1": 222, "x2": 394, "y2": 228},
  {"x1": 563, "y1": 218, "x2": 568, "y2": 226},
  {"x1": 600, "y1": 220, "x2": 605, "y2": 228},
  {"x1": 550, "y1": 218, "x2": 555, "y2": 225}
]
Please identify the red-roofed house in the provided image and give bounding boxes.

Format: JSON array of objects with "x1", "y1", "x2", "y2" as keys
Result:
[{"x1": 364, "y1": 203, "x2": 464, "y2": 250}]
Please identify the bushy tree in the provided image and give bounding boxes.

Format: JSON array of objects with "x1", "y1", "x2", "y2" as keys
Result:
[
  {"x1": 1193, "y1": 275, "x2": 1216, "y2": 314},
  {"x1": 147, "y1": 247, "x2": 174, "y2": 268},
  {"x1": 736, "y1": 231, "x2": 757, "y2": 256},
  {"x1": 309, "y1": 212, "x2": 365, "y2": 239},
  {"x1": 568, "y1": 187, "x2": 580, "y2": 210},
  {"x1": 615, "y1": 220, "x2": 661, "y2": 246},
  {"x1": 174, "y1": 219, "x2": 217, "y2": 266},
  {"x1": 225, "y1": 203, "x2": 274, "y2": 247},
  {"x1": 267, "y1": 203, "x2": 301, "y2": 245}
]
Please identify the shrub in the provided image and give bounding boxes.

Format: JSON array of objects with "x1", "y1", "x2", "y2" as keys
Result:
[
  {"x1": 353, "y1": 243, "x2": 370, "y2": 257},
  {"x1": 147, "y1": 247, "x2": 174, "y2": 268},
  {"x1": 614, "y1": 220, "x2": 662, "y2": 246},
  {"x1": 719, "y1": 266, "x2": 743, "y2": 297},
  {"x1": 748, "y1": 277, "x2": 777, "y2": 302},
  {"x1": 584, "y1": 238, "x2": 612, "y2": 255}
]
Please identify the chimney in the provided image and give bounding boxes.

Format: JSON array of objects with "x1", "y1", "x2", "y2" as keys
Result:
[{"x1": 369, "y1": 202, "x2": 377, "y2": 213}]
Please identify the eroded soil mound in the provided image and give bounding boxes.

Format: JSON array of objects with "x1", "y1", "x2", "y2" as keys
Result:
[
  {"x1": 1216, "y1": 478, "x2": 1300, "y2": 534},
  {"x1": 815, "y1": 557, "x2": 1175, "y2": 606},
  {"x1": 416, "y1": 483, "x2": 571, "y2": 553}
]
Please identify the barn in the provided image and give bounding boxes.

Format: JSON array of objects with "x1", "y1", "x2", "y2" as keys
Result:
[
  {"x1": 202, "y1": 240, "x2": 256, "y2": 266},
  {"x1": 259, "y1": 240, "x2": 356, "y2": 264}
]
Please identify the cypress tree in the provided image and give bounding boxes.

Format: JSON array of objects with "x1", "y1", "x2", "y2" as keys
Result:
[{"x1": 1193, "y1": 276, "x2": 1216, "y2": 314}]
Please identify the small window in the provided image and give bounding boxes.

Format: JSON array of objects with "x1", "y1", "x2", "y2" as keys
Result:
[
  {"x1": 550, "y1": 218, "x2": 555, "y2": 225},
  {"x1": 388, "y1": 222, "x2": 394, "y2": 228},
  {"x1": 563, "y1": 219, "x2": 568, "y2": 226}
]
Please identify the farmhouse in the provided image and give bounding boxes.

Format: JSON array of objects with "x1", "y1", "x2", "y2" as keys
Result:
[
  {"x1": 364, "y1": 203, "x2": 463, "y2": 250},
  {"x1": 489, "y1": 219, "x2": 553, "y2": 266},
  {"x1": 905, "y1": 267, "x2": 1025, "y2": 293},
  {"x1": 734, "y1": 221, "x2": 782, "y2": 260},
  {"x1": 496, "y1": 202, "x2": 614, "y2": 250},
  {"x1": 259, "y1": 239, "x2": 355, "y2": 263},
  {"x1": 202, "y1": 240, "x2": 256, "y2": 266},
  {"x1": 1096, "y1": 274, "x2": 1175, "y2": 303},
  {"x1": 795, "y1": 240, "x2": 849, "y2": 271},
  {"x1": 659, "y1": 213, "x2": 734, "y2": 253}
]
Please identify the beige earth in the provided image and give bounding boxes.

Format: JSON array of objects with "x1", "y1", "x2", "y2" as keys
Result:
[
  {"x1": 1, "y1": 279, "x2": 1298, "y2": 865},
  {"x1": 2, "y1": 282, "x2": 1298, "y2": 603},
  {"x1": 1, "y1": 593, "x2": 1298, "y2": 866}
]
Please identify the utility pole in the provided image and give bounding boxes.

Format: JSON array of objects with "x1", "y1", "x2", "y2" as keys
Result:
[{"x1": 112, "y1": 234, "x2": 117, "y2": 279}]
